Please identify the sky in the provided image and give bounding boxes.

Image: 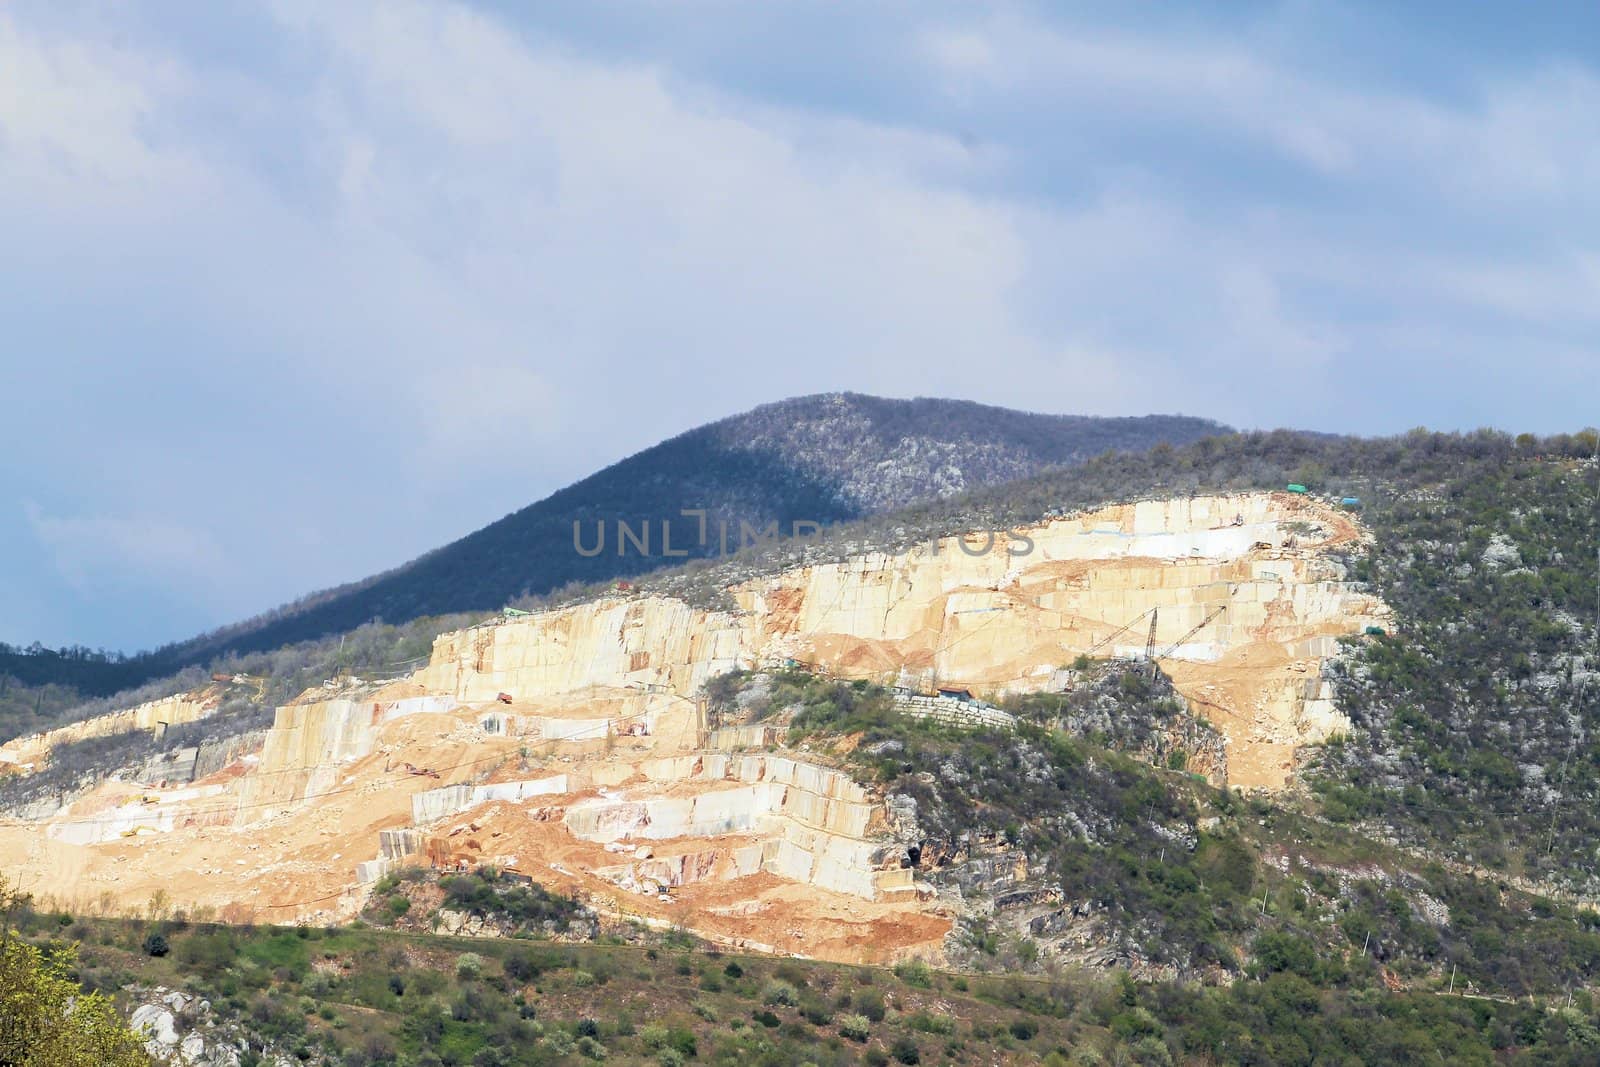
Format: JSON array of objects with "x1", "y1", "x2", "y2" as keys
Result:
[{"x1": 2, "y1": 1, "x2": 1598, "y2": 652}]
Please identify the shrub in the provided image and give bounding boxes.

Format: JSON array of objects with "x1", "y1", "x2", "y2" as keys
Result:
[
  {"x1": 892, "y1": 1036, "x2": 922, "y2": 1064},
  {"x1": 723, "y1": 960, "x2": 744, "y2": 979},
  {"x1": 666, "y1": 1028, "x2": 697, "y2": 1058},
  {"x1": 541, "y1": 1030, "x2": 576, "y2": 1056},
  {"x1": 762, "y1": 979, "x2": 799, "y2": 1007},
  {"x1": 456, "y1": 952, "x2": 483, "y2": 980},
  {"x1": 839, "y1": 1014, "x2": 872, "y2": 1042},
  {"x1": 142, "y1": 932, "x2": 169, "y2": 958},
  {"x1": 505, "y1": 949, "x2": 539, "y2": 982},
  {"x1": 893, "y1": 960, "x2": 933, "y2": 988},
  {"x1": 774, "y1": 961, "x2": 810, "y2": 987}
]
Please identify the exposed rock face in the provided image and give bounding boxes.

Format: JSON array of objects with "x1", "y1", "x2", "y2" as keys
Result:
[
  {"x1": 0, "y1": 491, "x2": 1386, "y2": 963},
  {"x1": 562, "y1": 753, "x2": 911, "y2": 900},
  {"x1": 0, "y1": 693, "x2": 215, "y2": 775},
  {"x1": 128, "y1": 986, "x2": 298, "y2": 1067},
  {"x1": 417, "y1": 492, "x2": 1385, "y2": 789},
  {"x1": 416, "y1": 598, "x2": 746, "y2": 703}
]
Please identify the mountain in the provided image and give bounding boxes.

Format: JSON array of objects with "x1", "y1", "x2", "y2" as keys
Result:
[
  {"x1": 15, "y1": 394, "x2": 1224, "y2": 694},
  {"x1": 7, "y1": 427, "x2": 1600, "y2": 1067}
]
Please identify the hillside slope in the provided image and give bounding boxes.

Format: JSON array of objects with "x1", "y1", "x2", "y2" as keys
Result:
[
  {"x1": 4, "y1": 395, "x2": 1223, "y2": 700},
  {"x1": 4, "y1": 428, "x2": 1600, "y2": 1049}
]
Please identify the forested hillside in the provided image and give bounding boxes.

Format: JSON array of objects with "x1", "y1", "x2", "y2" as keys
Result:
[{"x1": 3, "y1": 394, "x2": 1223, "y2": 704}]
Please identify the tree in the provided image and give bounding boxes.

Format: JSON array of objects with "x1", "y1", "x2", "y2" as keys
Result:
[{"x1": 0, "y1": 878, "x2": 150, "y2": 1066}]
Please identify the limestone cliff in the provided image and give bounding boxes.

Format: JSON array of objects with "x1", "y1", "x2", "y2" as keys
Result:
[
  {"x1": 415, "y1": 492, "x2": 1385, "y2": 788},
  {"x1": 0, "y1": 692, "x2": 216, "y2": 774},
  {"x1": 0, "y1": 491, "x2": 1387, "y2": 964}
]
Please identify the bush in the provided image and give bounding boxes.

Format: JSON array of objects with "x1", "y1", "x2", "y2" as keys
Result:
[
  {"x1": 456, "y1": 952, "x2": 483, "y2": 980},
  {"x1": 762, "y1": 979, "x2": 799, "y2": 1007},
  {"x1": 142, "y1": 932, "x2": 169, "y2": 958},
  {"x1": 839, "y1": 1014, "x2": 872, "y2": 1042},
  {"x1": 505, "y1": 949, "x2": 540, "y2": 982},
  {"x1": 892, "y1": 1036, "x2": 922, "y2": 1064},
  {"x1": 723, "y1": 960, "x2": 744, "y2": 979},
  {"x1": 893, "y1": 960, "x2": 933, "y2": 988}
]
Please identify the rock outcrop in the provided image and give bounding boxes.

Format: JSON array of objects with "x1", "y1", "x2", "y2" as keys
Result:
[
  {"x1": 0, "y1": 491, "x2": 1386, "y2": 963},
  {"x1": 0, "y1": 692, "x2": 216, "y2": 775}
]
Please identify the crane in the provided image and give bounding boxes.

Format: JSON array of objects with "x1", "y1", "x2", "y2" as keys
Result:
[
  {"x1": 1154, "y1": 606, "x2": 1227, "y2": 663},
  {"x1": 1080, "y1": 608, "x2": 1156, "y2": 659},
  {"x1": 1143, "y1": 609, "x2": 1160, "y2": 674}
]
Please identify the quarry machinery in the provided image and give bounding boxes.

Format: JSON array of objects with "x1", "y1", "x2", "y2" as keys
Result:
[
  {"x1": 1144, "y1": 609, "x2": 1161, "y2": 676},
  {"x1": 1154, "y1": 606, "x2": 1228, "y2": 662},
  {"x1": 1080, "y1": 607, "x2": 1156, "y2": 660}
]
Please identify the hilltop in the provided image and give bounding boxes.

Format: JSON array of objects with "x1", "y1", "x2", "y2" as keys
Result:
[{"x1": 0, "y1": 394, "x2": 1225, "y2": 707}]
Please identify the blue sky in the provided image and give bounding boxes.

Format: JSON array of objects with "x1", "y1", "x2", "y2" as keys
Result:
[{"x1": 2, "y1": 1, "x2": 1597, "y2": 652}]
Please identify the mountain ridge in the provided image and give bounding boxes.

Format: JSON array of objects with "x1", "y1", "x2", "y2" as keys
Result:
[{"x1": 3, "y1": 393, "x2": 1226, "y2": 695}]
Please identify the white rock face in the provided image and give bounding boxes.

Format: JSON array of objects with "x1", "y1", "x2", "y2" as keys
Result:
[
  {"x1": 128, "y1": 987, "x2": 241, "y2": 1066},
  {"x1": 1482, "y1": 533, "x2": 1523, "y2": 570},
  {"x1": 0, "y1": 693, "x2": 214, "y2": 777},
  {"x1": 130, "y1": 1003, "x2": 180, "y2": 1047},
  {"x1": 408, "y1": 493, "x2": 1386, "y2": 789}
]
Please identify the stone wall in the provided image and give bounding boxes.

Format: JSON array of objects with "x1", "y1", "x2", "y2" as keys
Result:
[{"x1": 893, "y1": 694, "x2": 1018, "y2": 732}]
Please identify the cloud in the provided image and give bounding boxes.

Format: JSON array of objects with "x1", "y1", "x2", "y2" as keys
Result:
[
  {"x1": 0, "y1": 0, "x2": 1596, "y2": 648},
  {"x1": 23, "y1": 502, "x2": 230, "y2": 593}
]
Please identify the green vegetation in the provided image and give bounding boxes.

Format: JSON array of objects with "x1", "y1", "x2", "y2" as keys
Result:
[
  {"x1": 1307, "y1": 448, "x2": 1600, "y2": 893},
  {"x1": 1, "y1": 880, "x2": 150, "y2": 1066},
  {"x1": 7, "y1": 887, "x2": 1600, "y2": 1065},
  {"x1": 363, "y1": 867, "x2": 588, "y2": 937},
  {"x1": 712, "y1": 664, "x2": 1600, "y2": 1002}
]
